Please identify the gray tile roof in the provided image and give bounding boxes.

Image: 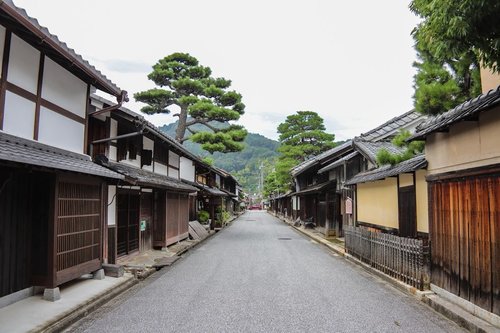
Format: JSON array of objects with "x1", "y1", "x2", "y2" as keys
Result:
[
  {"x1": 102, "y1": 161, "x2": 197, "y2": 192},
  {"x1": 345, "y1": 154, "x2": 427, "y2": 185},
  {"x1": 359, "y1": 109, "x2": 425, "y2": 142},
  {"x1": 410, "y1": 86, "x2": 500, "y2": 140},
  {"x1": 181, "y1": 180, "x2": 227, "y2": 196},
  {"x1": 317, "y1": 151, "x2": 359, "y2": 174},
  {"x1": 291, "y1": 140, "x2": 353, "y2": 176},
  {"x1": 353, "y1": 139, "x2": 405, "y2": 164},
  {"x1": 0, "y1": 131, "x2": 124, "y2": 179},
  {"x1": 0, "y1": 0, "x2": 122, "y2": 96},
  {"x1": 295, "y1": 180, "x2": 336, "y2": 195}
]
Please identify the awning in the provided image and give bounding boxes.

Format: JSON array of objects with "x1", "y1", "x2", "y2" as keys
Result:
[
  {"x1": 318, "y1": 151, "x2": 359, "y2": 174},
  {"x1": 294, "y1": 180, "x2": 336, "y2": 195},
  {"x1": 345, "y1": 154, "x2": 427, "y2": 185},
  {"x1": 181, "y1": 180, "x2": 227, "y2": 196},
  {"x1": 102, "y1": 161, "x2": 197, "y2": 192},
  {"x1": 0, "y1": 131, "x2": 123, "y2": 179}
]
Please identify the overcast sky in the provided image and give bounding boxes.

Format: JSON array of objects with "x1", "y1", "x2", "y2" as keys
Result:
[{"x1": 15, "y1": 0, "x2": 420, "y2": 141}]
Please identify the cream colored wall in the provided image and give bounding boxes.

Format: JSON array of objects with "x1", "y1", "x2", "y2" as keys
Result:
[
  {"x1": 415, "y1": 170, "x2": 428, "y2": 233},
  {"x1": 399, "y1": 173, "x2": 413, "y2": 187},
  {"x1": 426, "y1": 105, "x2": 500, "y2": 175},
  {"x1": 357, "y1": 178, "x2": 398, "y2": 229},
  {"x1": 480, "y1": 66, "x2": 500, "y2": 93}
]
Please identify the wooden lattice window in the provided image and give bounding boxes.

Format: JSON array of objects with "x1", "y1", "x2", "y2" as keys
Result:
[{"x1": 56, "y1": 181, "x2": 101, "y2": 272}]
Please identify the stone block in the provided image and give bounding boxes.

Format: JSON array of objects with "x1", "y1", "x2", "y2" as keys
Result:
[
  {"x1": 102, "y1": 264, "x2": 124, "y2": 278},
  {"x1": 43, "y1": 287, "x2": 61, "y2": 302},
  {"x1": 93, "y1": 268, "x2": 105, "y2": 280}
]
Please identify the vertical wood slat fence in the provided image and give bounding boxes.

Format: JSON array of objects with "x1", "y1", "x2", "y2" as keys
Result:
[{"x1": 344, "y1": 225, "x2": 430, "y2": 290}]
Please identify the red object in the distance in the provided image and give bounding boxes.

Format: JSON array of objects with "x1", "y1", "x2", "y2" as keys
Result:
[{"x1": 248, "y1": 204, "x2": 261, "y2": 210}]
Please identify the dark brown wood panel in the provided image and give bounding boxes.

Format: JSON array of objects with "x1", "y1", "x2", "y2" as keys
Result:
[
  {"x1": 178, "y1": 194, "x2": 189, "y2": 238},
  {"x1": 107, "y1": 225, "x2": 116, "y2": 264},
  {"x1": 398, "y1": 186, "x2": 416, "y2": 238},
  {"x1": 140, "y1": 192, "x2": 153, "y2": 251},
  {"x1": 116, "y1": 190, "x2": 140, "y2": 257},
  {"x1": 430, "y1": 175, "x2": 500, "y2": 315},
  {"x1": 166, "y1": 193, "x2": 179, "y2": 245},
  {"x1": 55, "y1": 180, "x2": 102, "y2": 284}
]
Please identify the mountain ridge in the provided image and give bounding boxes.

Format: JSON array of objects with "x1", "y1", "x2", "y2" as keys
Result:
[{"x1": 158, "y1": 121, "x2": 279, "y2": 193}]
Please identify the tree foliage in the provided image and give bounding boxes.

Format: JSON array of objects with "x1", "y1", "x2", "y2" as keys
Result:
[
  {"x1": 376, "y1": 130, "x2": 425, "y2": 166},
  {"x1": 135, "y1": 53, "x2": 247, "y2": 153},
  {"x1": 410, "y1": 0, "x2": 496, "y2": 115},
  {"x1": 410, "y1": 0, "x2": 500, "y2": 72},
  {"x1": 265, "y1": 111, "x2": 336, "y2": 196},
  {"x1": 277, "y1": 111, "x2": 335, "y2": 162}
]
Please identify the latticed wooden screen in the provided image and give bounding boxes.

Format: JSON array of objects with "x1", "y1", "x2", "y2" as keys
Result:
[{"x1": 56, "y1": 182, "x2": 101, "y2": 272}]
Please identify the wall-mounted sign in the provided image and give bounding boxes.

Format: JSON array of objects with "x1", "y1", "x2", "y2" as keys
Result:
[
  {"x1": 345, "y1": 197, "x2": 353, "y2": 215},
  {"x1": 140, "y1": 220, "x2": 147, "y2": 231}
]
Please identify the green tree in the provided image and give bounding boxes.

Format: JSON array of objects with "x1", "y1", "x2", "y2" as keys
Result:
[
  {"x1": 413, "y1": 46, "x2": 481, "y2": 115},
  {"x1": 277, "y1": 111, "x2": 335, "y2": 162},
  {"x1": 376, "y1": 130, "x2": 425, "y2": 166},
  {"x1": 410, "y1": 0, "x2": 500, "y2": 72},
  {"x1": 410, "y1": 0, "x2": 496, "y2": 115},
  {"x1": 134, "y1": 53, "x2": 247, "y2": 153},
  {"x1": 265, "y1": 111, "x2": 335, "y2": 196}
]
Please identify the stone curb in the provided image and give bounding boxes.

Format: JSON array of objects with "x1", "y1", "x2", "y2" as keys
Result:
[
  {"x1": 35, "y1": 275, "x2": 138, "y2": 333},
  {"x1": 272, "y1": 213, "x2": 498, "y2": 333},
  {"x1": 38, "y1": 214, "x2": 242, "y2": 332}
]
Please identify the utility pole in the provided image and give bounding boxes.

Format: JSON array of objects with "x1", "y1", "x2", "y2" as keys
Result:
[{"x1": 259, "y1": 162, "x2": 264, "y2": 197}]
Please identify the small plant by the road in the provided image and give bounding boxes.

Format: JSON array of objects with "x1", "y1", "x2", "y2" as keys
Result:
[{"x1": 198, "y1": 210, "x2": 209, "y2": 223}]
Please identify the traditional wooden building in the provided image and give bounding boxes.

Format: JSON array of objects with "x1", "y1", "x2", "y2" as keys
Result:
[
  {"x1": 87, "y1": 95, "x2": 198, "y2": 259},
  {"x1": 410, "y1": 85, "x2": 500, "y2": 317},
  {"x1": 289, "y1": 110, "x2": 426, "y2": 237},
  {"x1": 0, "y1": 0, "x2": 126, "y2": 303},
  {"x1": 345, "y1": 154, "x2": 429, "y2": 238}
]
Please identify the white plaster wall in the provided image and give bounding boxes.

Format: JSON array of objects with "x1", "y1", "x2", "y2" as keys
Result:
[
  {"x1": 107, "y1": 185, "x2": 116, "y2": 226},
  {"x1": 169, "y1": 167, "x2": 179, "y2": 179},
  {"x1": 109, "y1": 118, "x2": 117, "y2": 161},
  {"x1": 180, "y1": 157, "x2": 195, "y2": 181},
  {"x1": 142, "y1": 136, "x2": 154, "y2": 172},
  {"x1": 8, "y1": 34, "x2": 40, "y2": 94},
  {"x1": 42, "y1": 57, "x2": 87, "y2": 118},
  {"x1": 3, "y1": 91, "x2": 35, "y2": 139},
  {"x1": 38, "y1": 106, "x2": 84, "y2": 153},
  {"x1": 0, "y1": 26, "x2": 5, "y2": 78},
  {"x1": 154, "y1": 162, "x2": 168, "y2": 176}
]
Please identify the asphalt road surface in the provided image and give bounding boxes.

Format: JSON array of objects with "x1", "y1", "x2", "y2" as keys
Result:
[{"x1": 68, "y1": 211, "x2": 464, "y2": 333}]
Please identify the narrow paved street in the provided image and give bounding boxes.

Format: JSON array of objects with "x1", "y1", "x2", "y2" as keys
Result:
[{"x1": 69, "y1": 211, "x2": 463, "y2": 333}]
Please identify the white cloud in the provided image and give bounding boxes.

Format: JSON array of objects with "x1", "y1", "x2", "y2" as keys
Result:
[{"x1": 14, "y1": 0, "x2": 420, "y2": 143}]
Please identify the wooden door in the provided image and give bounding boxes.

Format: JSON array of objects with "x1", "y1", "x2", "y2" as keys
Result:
[
  {"x1": 398, "y1": 186, "x2": 416, "y2": 238},
  {"x1": 117, "y1": 190, "x2": 140, "y2": 257},
  {"x1": 140, "y1": 192, "x2": 153, "y2": 252}
]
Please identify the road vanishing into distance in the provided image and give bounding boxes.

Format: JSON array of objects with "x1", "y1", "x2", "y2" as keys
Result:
[{"x1": 67, "y1": 211, "x2": 464, "y2": 333}]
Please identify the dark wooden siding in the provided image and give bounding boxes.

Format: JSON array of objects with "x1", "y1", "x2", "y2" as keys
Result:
[
  {"x1": 179, "y1": 194, "x2": 189, "y2": 237},
  {"x1": 140, "y1": 192, "x2": 153, "y2": 251},
  {"x1": 107, "y1": 225, "x2": 116, "y2": 264},
  {"x1": 55, "y1": 178, "x2": 103, "y2": 285},
  {"x1": 430, "y1": 175, "x2": 500, "y2": 315},
  {"x1": 398, "y1": 186, "x2": 416, "y2": 238},
  {"x1": 116, "y1": 190, "x2": 140, "y2": 257},
  {"x1": 0, "y1": 168, "x2": 52, "y2": 297},
  {"x1": 153, "y1": 191, "x2": 166, "y2": 248},
  {"x1": 166, "y1": 193, "x2": 179, "y2": 245}
]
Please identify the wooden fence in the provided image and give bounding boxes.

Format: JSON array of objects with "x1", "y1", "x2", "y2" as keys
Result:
[{"x1": 344, "y1": 225, "x2": 430, "y2": 290}]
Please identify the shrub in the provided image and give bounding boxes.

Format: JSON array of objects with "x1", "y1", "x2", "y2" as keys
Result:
[{"x1": 198, "y1": 210, "x2": 209, "y2": 223}]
